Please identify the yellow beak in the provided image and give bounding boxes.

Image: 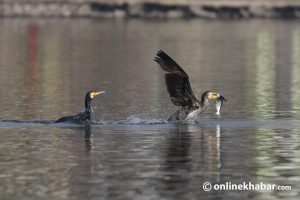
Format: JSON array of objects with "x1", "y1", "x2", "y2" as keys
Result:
[
  {"x1": 91, "y1": 90, "x2": 105, "y2": 98},
  {"x1": 209, "y1": 92, "x2": 218, "y2": 100}
]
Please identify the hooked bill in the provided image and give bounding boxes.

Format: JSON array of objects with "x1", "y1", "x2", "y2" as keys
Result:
[{"x1": 215, "y1": 94, "x2": 227, "y2": 116}]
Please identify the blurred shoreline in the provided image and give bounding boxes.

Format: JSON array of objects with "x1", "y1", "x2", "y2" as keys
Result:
[{"x1": 1, "y1": 0, "x2": 300, "y2": 19}]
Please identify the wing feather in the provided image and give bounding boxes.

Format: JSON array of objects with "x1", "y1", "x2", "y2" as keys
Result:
[{"x1": 154, "y1": 50, "x2": 199, "y2": 107}]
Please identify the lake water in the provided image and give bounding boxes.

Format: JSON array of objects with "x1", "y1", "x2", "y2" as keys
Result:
[{"x1": 0, "y1": 19, "x2": 300, "y2": 200}]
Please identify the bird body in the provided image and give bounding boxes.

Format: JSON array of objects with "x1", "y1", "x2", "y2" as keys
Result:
[
  {"x1": 166, "y1": 91, "x2": 212, "y2": 122},
  {"x1": 55, "y1": 91, "x2": 105, "y2": 124},
  {"x1": 168, "y1": 106, "x2": 200, "y2": 122},
  {"x1": 54, "y1": 110, "x2": 91, "y2": 124}
]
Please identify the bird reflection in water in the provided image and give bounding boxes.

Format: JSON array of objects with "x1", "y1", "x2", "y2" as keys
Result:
[
  {"x1": 84, "y1": 124, "x2": 92, "y2": 151},
  {"x1": 59, "y1": 124, "x2": 94, "y2": 151},
  {"x1": 158, "y1": 124, "x2": 222, "y2": 198},
  {"x1": 67, "y1": 124, "x2": 94, "y2": 200},
  {"x1": 216, "y1": 124, "x2": 221, "y2": 182}
]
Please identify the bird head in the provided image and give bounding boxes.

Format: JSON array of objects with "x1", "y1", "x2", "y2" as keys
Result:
[
  {"x1": 204, "y1": 91, "x2": 219, "y2": 100},
  {"x1": 88, "y1": 90, "x2": 105, "y2": 99}
]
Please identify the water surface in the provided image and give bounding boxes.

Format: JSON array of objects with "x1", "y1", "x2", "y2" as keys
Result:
[{"x1": 0, "y1": 19, "x2": 300, "y2": 200}]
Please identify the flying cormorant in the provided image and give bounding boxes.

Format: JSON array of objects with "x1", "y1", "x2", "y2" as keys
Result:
[{"x1": 154, "y1": 50, "x2": 226, "y2": 122}]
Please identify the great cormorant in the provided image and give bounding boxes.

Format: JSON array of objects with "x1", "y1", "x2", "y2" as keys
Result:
[
  {"x1": 154, "y1": 50, "x2": 226, "y2": 122},
  {"x1": 55, "y1": 90, "x2": 105, "y2": 124}
]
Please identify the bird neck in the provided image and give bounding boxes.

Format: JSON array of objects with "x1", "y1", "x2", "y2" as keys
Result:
[
  {"x1": 84, "y1": 97, "x2": 92, "y2": 121},
  {"x1": 200, "y1": 93, "x2": 210, "y2": 108},
  {"x1": 85, "y1": 96, "x2": 92, "y2": 112}
]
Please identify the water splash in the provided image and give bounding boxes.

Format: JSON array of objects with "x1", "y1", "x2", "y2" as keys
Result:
[{"x1": 94, "y1": 115, "x2": 168, "y2": 125}]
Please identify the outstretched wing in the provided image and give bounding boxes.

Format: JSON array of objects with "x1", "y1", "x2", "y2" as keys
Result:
[{"x1": 154, "y1": 50, "x2": 199, "y2": 107}]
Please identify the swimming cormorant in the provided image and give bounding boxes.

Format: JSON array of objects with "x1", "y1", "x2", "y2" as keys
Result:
[
  {"x1": 154, "y1": 50, "x2": 225, "y2": 122},
  {"x1": 55, "y1": 90, "x2": 105, "y2": 124}
]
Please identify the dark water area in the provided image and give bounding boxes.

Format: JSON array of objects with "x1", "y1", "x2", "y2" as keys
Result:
[{"x1": 0, "y1": 19, "x2": 300, "y2": 199}]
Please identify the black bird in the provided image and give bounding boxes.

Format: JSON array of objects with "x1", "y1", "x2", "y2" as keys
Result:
[
  {"x1": 154, "y1": 50, "x2": 225, "y2": 122},
  {"x1": 55, "y1": 90, "x2": 105, "y2": 124}
]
